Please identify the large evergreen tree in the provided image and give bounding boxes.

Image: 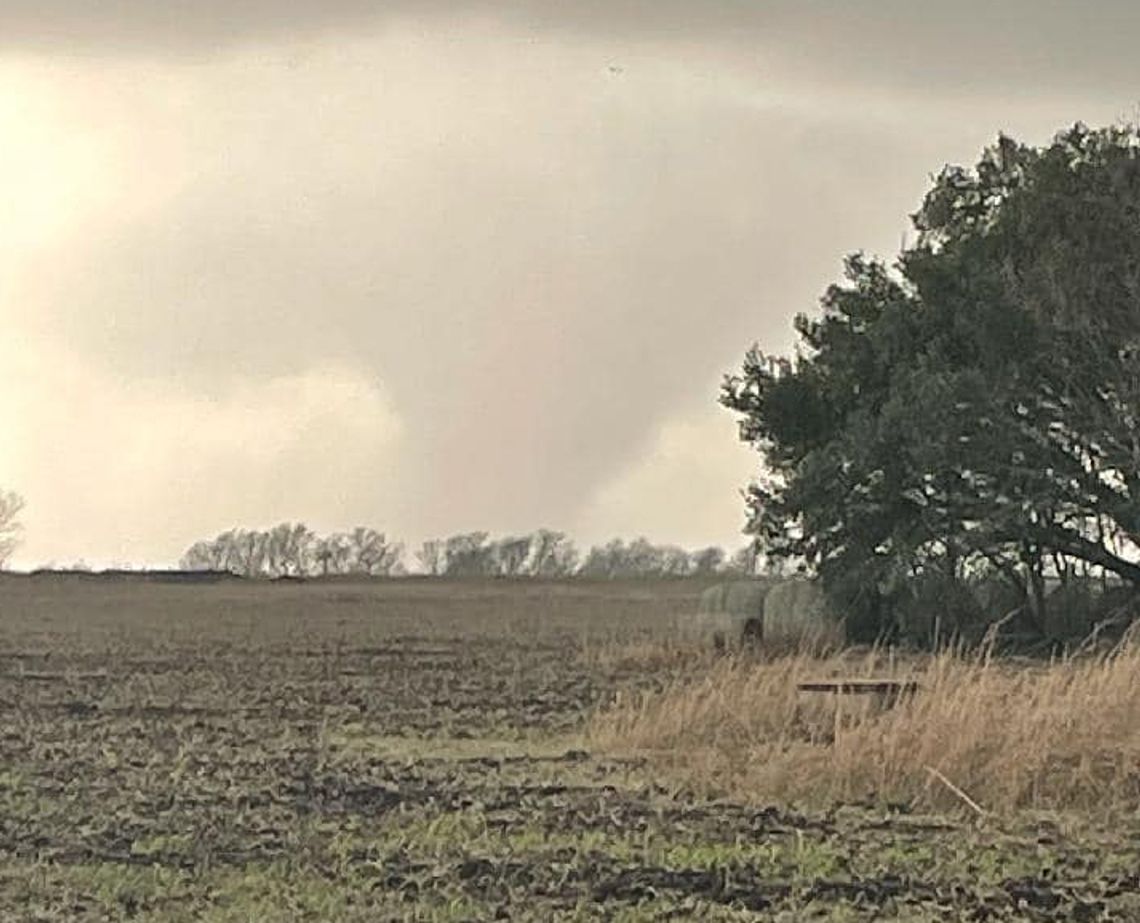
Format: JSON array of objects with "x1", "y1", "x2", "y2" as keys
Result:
[{"x1": 722, "y1": 125, "x2": 1140, "y2": 639}]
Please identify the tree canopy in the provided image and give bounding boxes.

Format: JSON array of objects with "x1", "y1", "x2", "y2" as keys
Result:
[{"x1": 722, "y1": 124, "x2": 1140, "y2": 640}]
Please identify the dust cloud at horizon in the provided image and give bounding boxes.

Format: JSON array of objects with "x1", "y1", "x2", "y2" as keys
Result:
[{"x1": 0, "y1": 3, "x2": 1136, "y2": 568}]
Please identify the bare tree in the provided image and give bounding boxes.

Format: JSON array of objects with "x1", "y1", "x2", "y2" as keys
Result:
[
  {"x1": 180, "y1": 540, "x2": 221, "y2": 571},
  {"x1": 444, "y1": 531, "x2": 493, "y2": 576},
  {"x1": 690, "y1": 546, "x2": 726, "y2": 575},
  {"x1": 723, "y1": 545, "x2": 759, "y2": 577},
  {"x1": 348, "y1": 527, "x2": 404, "y2": 575},
  {"x1": 230, "y1": 529, "x2": 267, "y2": 575},
  {"x1": 0, "y1": 490, "x2": 25, "y2": 569},
  {"x1": 182, "y1": 523, "x2": 405, "y2": 577},
  {"x1": 655, "y1": 545, "x2": 692, "y2": 576},
  {"x1": 578, "y1": 539, "x2": 626, "y2": 577},
  {"x1": 314, "y1": 532, "x2": 353, "y2": 575},
  {"x1": 265, "y1": 522, "x2": 315, "y2": 577},
  {"x1": 578, "y1": 537, "x2": 722, "y2": 578},
  {"x1": 416, "y1": 539, "x2": 446, "y2": 576},
  {"x1": 180, "y1": 528, "x2": 263, "y2": 575},
  {"x1": 529, "y1": 529, "x2": 579, "y2": 577},
  {"x1": 493, "y1": 535, "x2": 533, "y2": 576}
]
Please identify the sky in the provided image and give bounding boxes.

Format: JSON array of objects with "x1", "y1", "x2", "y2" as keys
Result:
[{"x1": 2, "y1": 2, "x2": 1138, "y2": 568}]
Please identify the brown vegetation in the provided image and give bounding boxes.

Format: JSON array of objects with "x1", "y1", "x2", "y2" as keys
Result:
[{"x1": 591, "y1": 635, "x2": 1140, "y2": 817}]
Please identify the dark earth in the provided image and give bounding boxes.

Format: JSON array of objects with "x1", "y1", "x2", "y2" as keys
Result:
[{"x1": 1, "y1": 575, "x2": 1138, "y2": 921}]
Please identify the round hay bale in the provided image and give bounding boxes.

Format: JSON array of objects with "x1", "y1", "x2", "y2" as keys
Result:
[
  {"x1": 698, "y1": 583, "x2": 730, "y2": 614},
  {"x1": 723, "y1": 581, "x2": 770, "y2": 618},
  {"x1": 762, "y1": 579, "x2": 845, "y2": 652},
  {"x1": 684, "y1": 580, "x2": 771, "y2": 647}
]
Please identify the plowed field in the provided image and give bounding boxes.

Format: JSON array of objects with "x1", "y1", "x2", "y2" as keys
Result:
[{"x1": 2, "y1": 575, "x2": 1138, "y2": 921}]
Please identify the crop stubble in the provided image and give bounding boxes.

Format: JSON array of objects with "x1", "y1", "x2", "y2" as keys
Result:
[{"x1": 1, "y1": 575, "x2": 1138, "y2": 921}]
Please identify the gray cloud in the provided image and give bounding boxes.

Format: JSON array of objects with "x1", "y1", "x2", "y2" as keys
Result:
[
  {"x1": 1, "y1": 10, "x2": 1136, "y2": 565},
  {"x1": 4, "y1": 1, "x2": 1140, "y2": 102},
  {"x1": 18, "y1": 43, "x2": 833, "y2": 543}
]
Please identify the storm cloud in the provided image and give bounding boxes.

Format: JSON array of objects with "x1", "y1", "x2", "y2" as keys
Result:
[
  {"x1": 0, "y1": 4, "x2": 1136, "y2": 565},
  {"x1": 4, "y1": 1, "x2": 1140, "y2": 98}
]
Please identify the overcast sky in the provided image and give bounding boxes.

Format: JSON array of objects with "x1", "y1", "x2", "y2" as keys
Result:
[{"x1": 2, "y1": 2, "x2": 1137, "y2": 567}]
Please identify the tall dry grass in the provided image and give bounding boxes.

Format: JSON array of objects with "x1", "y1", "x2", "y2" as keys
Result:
[{"x1": 589, "y1": 636, "x2": 1140, "y2": 817}]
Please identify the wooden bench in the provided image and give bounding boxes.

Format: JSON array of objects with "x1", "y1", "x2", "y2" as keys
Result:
[{"x1": 796, "y1": 679, "x2": 920, "y2": 708}]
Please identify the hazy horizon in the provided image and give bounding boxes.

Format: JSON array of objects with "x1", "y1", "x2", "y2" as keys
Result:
[{"x1": 2, "y1": 2, "x2": 1138, "y2": 568}]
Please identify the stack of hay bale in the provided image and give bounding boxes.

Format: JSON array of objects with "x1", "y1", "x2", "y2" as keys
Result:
[{"x1": 686, "y1": 577, "x2": 845, "y2": 652}]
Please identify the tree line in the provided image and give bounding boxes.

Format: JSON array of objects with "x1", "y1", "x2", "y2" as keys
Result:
[{"x1": 180, "y1": 524, "x2": 760, "y2": 579}]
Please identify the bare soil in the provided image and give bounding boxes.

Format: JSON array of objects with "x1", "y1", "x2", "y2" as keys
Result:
[{"x1": 1, "y1": 575, "x2": 1138, "y2": 921}]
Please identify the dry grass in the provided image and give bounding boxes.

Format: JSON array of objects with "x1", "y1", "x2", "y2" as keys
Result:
[{"x1": 589, "y1": 634, "x2": 1140, "y2": 817}]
